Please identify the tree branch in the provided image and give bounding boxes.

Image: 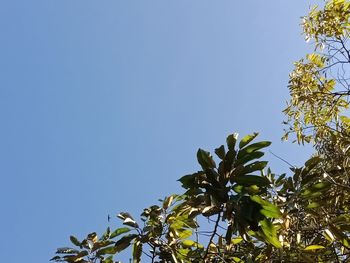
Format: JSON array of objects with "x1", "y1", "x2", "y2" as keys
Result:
[{"x1": 203, "y1": 213, "x2": 221, "y2": 261}]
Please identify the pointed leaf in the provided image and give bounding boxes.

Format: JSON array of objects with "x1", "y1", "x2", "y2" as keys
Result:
[
  {"x1": 304, "y1": 245, "x2": 325, "y2": 250},
  {"x1": 215, "y1": 145, "x2": 226, "y2": 160},
  {"x1": 96, "y1": 246, "x2": 117, "y2": 256},
  {"x1": 235, "y1": 151, "x2": 265, "y2": 166},
  {"x1": 260, "y1": 219, "x2": 281, "y2": 248},
  {"x1": 239, "y1": 132, "x2": 259, "y2": 149},
  {"x1": 237, "y1": 141, "x2": 271, "y2": 159},
  {"x1": 227, "y1": 133, "x2": 239, "y2": 150},
  {"x1": 70, "y1": 236, "x2": 81, "y2": 247},
  {"x1": 123, "y1": 218, "x2": 139, "y2": 228},
  {"x1": 236, "y1": 161, "x2": 268, "y2": 176},
  {"x1": 132, "y1": 241, "x2": 142, "y2": 263},
  {"x1": 56, "y1": 247, "x2": 79, "y2": 254},
  {"x1": 114, "y1": 234, "x2": 138, "y2": 253},
  {"x1": 197, "y1": 149, "x2": 216, "y2": 169},
  {"x1": 233, "y1": 175, "x2": 270, "y2": 187}
]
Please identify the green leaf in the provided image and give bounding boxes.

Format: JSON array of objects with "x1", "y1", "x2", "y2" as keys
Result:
[
  {"x1": 96, "y1": 246, "x2": 117, "y2": 256},
  {"x1": 275, "y1": 173, "x2": 286, "y2": 186},
  {"x1": 304, "y1": 156, "x2": 321, "y2": 171},
  {"x1": 56, "y1": 247, "x2": 79, "y2": 254},
  {"x1": 235, "y1": 151, "x2": 265, "y2": 166},
  {"x1": 231, "y1": 237, "x2": 243, "y2": 245},
  {"x1": 236, "y1": 161, "x2": 268, "y2": 176},
  {"x1": 250, "y1": 196, "x2": 281, "y2": 219},
  {"x1": 306, "y1": 202, "x2": 320, "y2": 209},
  {"x1": 181, "y1": 240, "x2": 202, "y2": 248},
  {"x1": 123, "y1": 218, "x2": 139, "y2": 228},
  {"x1": 50, "y1": 256, "x2": 61, "y2": 261},
  {"x1": 69, "y1": 236, "x2": 81, "y2": 247},
  {"x1": 178, "y1": 229, "x2": 192, "y2": 239},
  {"x1": 215, "y1": 145, "x2": 226, "y2": 160},
  {"x1": 117, "y1": 212, "x2": 135, "y2": 221},
  {"x1": 102, "y1": 256, "x2": 114, "y2": 263},
  {"x1": 132, "y1": 240, "x2": 142, "y2": 263},
  {"x1": 260, "y1": 207, "x2": 282, "y2": 219},
  {"x1": 260, "y1": 219, "x2": 281, "y2": 248},
  {"x1": 118, "y1": 212, "x2": 139, "y2": 228},
  {"x1": 92, "y1": 240, "x2": 114, "y2": 252},
  {"x1": 301, "y1": 182, "x2": 330, "y2": 198},
  {"x1": 163, "y1": 195, "x2": 174, "y2": 210},
  {"x1": 110, "y1": 227, "x2": 131, "y2": 239},
  {"x1": 101, "y1": 227, "x2": 111, "y2": 240},
  {"x1": 239, "y1": 132, "x2": 259, "y2": 149},
  {"x1": 237, "y1": 141, "x2": 271, "y2": 159},
  {"x1": 227, "y1": 133, "x2": 239, "y2": 150},
  {"x1": 87, "y1": 232, "x2": 97, "y2": 242},
  {"x1": 197, "y1": 149, "x2": 216, "y2": 169},
  {"x1": 178, "y1": 173, "x2": 196, "y2": 189},
  {"x1": 329, "y1": 224, "x2": 350, "y2": 248},
  {"x1": 114, "y1": 234, "x2": 138, "y2": 253},
  {"x1": 304, "y1": 245, "x2": 325, "y2": 250},
  {"x1": 233, "y1": 175, "x2": 270, "y2": 187}
]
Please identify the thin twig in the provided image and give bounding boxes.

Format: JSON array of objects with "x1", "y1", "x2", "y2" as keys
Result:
[
  {"x1": 269, "y1": 150, "x2": 296, "y2": 169},
  {"x1": 203, "y1": 213, "x2": 221, "y2": 261}
]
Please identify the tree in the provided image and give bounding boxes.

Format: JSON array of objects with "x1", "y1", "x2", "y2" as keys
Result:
[{"x1": 52, "y1": 1, "x2": 350, "y2": 262}]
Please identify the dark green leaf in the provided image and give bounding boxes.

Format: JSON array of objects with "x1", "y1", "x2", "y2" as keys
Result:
[
  {"x1": 329, "y1": 224, "x2": 350, "y2": 248},
  {"x1": 132, "y1": 240, "x2": 142, "y2": 263},
  {"x1": 235, "y1": 151, "x2": 265, "y2": 166},
  {"x1": 233, "y1": 175, "x2": 270, "y2": 187},
  {"x1": 50, "y1": 256, "x2": 61, "y2": 261},
  {"x1": 251, "y1": 195, "x2": 281, "y2": 218},
  {"x1": 56, "y1": 247, "x2": 79, "y2": 254},
  {"x1": 101, "y1": 227, "x2": 111, "y2": 240},
  {"x1": 215, "y1": 145, "x2": 226, "y2": 160},
  {"x1": 237, "y1": 141, "x2": 271, "y2": 159},
  {"x1": 92, "y1": 240, "x2": 114, "y2": 252},
  {"x1": 70, "y1": 236, "x2": 81, "y2": 247},
  {"x1": 227, "y1": 133, "x2": 239, "y2": 150},
  {"x1": 197, "y1": 149, "x2": 216, "y2": 169},
  {"x1": 275, "y1": 173, "x2": 286, "y2": 186},
  {"x1": 178, "y1": 173, "x2": 196, "y2": 189},
  {"x1": 114, "y1": 234, "x2": 138, "y2": 253},
  {"x1": 235, "y1": 161, "x2": 268, "y2": 176},
  {"x1": 96, "y1": 246, "x2": 117, "y2": 256}
]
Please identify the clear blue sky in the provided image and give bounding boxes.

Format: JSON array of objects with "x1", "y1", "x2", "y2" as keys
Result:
[{"x1": 1, "y1": 1, "x2": 320, "y2": 262}]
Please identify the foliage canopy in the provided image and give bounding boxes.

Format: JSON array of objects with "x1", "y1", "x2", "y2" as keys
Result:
[{"x1": 53, "y1": 1, "x2": 350, "y2": 262}]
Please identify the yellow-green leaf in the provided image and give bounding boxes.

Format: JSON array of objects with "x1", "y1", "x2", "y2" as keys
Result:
[{"x1": 304, "y1": 245, "x2": 325, "y2": 250}]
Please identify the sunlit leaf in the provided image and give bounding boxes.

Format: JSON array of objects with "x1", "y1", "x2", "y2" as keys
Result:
[
  {"x1": 239, "y1": 132, "x2": 259, "y2": 149},
  {"x1": 260, "y1": 219, "x2": 282, "y2": 248},
  {"x1": 304, "y1": 245, "x2": 325, "y2": 250}
]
